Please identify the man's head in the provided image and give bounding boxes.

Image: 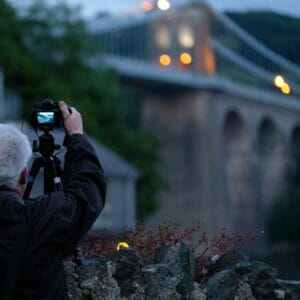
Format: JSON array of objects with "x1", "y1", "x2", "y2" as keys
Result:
[{"x1": 0, "y1": 124, "x2": 32, "y2": 195}]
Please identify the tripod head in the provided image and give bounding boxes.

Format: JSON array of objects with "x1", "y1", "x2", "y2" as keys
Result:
[{"x1": 32, "y1": 129, "x2": 61, "y2": 159}]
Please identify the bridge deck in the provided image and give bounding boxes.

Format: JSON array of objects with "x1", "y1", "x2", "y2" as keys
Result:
[{"x1": 100, "y1": 55, "x2": 300, "y2": 112}]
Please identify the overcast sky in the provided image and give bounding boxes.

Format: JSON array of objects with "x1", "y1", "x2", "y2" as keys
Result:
[{"x1": 9, "y1": 0, "x2": 300, "y2": 19}]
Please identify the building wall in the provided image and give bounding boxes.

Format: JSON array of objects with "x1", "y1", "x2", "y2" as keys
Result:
[{"x1": 92, "y1": 177, "x2": 136, "y2": 232}]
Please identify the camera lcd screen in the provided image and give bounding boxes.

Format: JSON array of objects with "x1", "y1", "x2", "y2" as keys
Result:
[{"x1": 37, "y1": 112, "x2": 55, "y2": 124}]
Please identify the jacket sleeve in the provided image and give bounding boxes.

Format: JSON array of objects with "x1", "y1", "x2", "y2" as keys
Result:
[
  {"x1": 28, "y1": 134, "x2": 106, "y2": 257},
  {"x1": 61, "y1": 134, "x2": 106, "y2": 250}
]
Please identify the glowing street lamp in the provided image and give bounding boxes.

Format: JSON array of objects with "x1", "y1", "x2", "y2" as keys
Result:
[
  {"x1": 159, "y1": 54, "x2": 171, "y2": 66},
  {"x1": 116, "y1": 242, "x2": 130, "y2": 251},
  {"x1": 281, "y1": 82, "x2": 291, "y2": 95},
  {"x1": 274, "y1": 75, "x2": 285, "y2": 88},
  {"x1": 141, "y1": 1, "x2": 154, "y2": 11},
  {"x1": 180, "y1": 52, "x2": 192, "y2": 65},
  {"x1": 157, "y1": 0, "x2": 170, "y2": 11},
  {"x1": 273, "y1": 75, "x2": 291, "y2": 95}
]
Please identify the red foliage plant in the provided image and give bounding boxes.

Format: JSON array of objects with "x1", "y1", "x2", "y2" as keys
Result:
[{"x1": 81, "y1": 222, "x2": 255, "y2": 282}]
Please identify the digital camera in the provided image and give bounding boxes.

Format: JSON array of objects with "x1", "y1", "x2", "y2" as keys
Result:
[{"x1": 30, "y1": 99, "x2": 62, "y2": 131}]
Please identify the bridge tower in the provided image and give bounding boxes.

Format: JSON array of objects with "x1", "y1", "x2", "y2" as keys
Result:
[{"x1": 142, "y1": 89, "x2": 227, "y2": 232}]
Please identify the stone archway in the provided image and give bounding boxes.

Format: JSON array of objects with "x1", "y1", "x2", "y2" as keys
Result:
[
  {"x1": 257, "y1": 118, "x2": 279, "y2": 156},
  {"x1": 223, "y1": 110, "x2": 252, "y2": 232},
  {"x1": 257, "y1": 117, "x2": 284, "y2": 207}
]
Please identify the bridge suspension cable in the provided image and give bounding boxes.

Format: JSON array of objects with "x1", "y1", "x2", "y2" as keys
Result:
[{"x1": 208, "y1": 5, "x2": 300, "y2": 78}]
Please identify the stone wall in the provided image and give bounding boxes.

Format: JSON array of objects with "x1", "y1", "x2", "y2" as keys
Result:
[{"x1": 64, "y1": 241, "x2": 300, "y2": 299}]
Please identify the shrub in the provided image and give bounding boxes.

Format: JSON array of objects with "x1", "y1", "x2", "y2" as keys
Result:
[{"x1": 81, "y1": 222, "x2": 254, "y2": 282}]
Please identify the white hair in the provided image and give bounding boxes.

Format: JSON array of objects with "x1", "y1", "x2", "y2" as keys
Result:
[{"x1": 0, "y1": 124, "x2": 32, "y2": 188}]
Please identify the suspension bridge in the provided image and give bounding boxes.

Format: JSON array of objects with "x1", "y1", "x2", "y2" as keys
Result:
[
  {"x1": 88, "y1": 0, "x2": 300, "y2": 250},
  {"x1": 88, "y1": 0, "x2": 300, "y2": 102}
]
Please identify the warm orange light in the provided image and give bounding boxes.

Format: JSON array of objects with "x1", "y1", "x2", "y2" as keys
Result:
[
  {"x1": 203, "y1": 44, "x2": 216, "y2": 75},
  {"x1": 281, "y1": 82, "x2": 291, "y2": 95},
  {"x1": 141, "y1": 1, "x2": 154, "y2": 11},
  {"x1": 159, "y1": 54, "x2": 171, "y2": 66},
  {"x1": 116, "y1": 242, "x2": 130, "y2": 251},
  {"x1": 180, "y1": 52, "x2": 192, "y2": 65},
  {"x1": 274, "y1": 75, "x2": 285, "y2": 88},
  {"x1": 157, "y1": 0, "x2": 170, "y2": 11}
]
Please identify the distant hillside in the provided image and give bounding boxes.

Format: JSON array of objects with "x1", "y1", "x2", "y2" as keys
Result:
[{"x1": 226, "y1": 11, "x2": 300, "y2": 66}]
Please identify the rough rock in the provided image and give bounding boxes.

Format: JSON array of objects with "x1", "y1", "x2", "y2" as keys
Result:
[
  {"x1": 203, "y1": 259, "x2": 284, "y2": 299},
  {"x1": 234, "y1": 260, "x2": 279, "y2": 299},
  {"x1": 215, "y1": 250, "x2": 249, "y2": 271},
  {"x1": 111, "y1": 248, "x2": 143, "y2": 298},
  {"x1": 188, "y1": 283, "x2": 207, "y2": 300},
  {"x1": 153, "y1": 241, "x2": 195, "y2": 297},
  {"x1": 65, "y1": 259, "x2": 123, "y2": 300},
  {"x1": 142, "y1": 263, "x2": 181, "y2": 299},
  {"x1": 64, "y1": 261, "x2": 83, "y2": 299},
  {"x1": 63, "y1": 242, "x2": 299, "y2": 300},
  {"x1": 111, "y1": 248, "x2": 142, "y2": 280},
  {"x1": 277, "y1": 279, "x2": 300, "y2": 300},
  {"x1": 203, "y1": 269, "x2": 239, "y2": 300},
  {"x1": 234, "y1": 280, "x2": 255, "y2": 300}
]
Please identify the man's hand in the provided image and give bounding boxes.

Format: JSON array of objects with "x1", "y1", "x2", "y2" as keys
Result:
[{"x1": 59, "y1": 101, "x2": 83, "y2": 136}]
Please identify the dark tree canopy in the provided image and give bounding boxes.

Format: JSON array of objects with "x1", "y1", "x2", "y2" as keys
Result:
[
  {"x1": 0, "y1": 0, "x2": 165, "y2": 220},
  {"x1": 227, "y1": 11, "x2": 300, "y2": 65}
]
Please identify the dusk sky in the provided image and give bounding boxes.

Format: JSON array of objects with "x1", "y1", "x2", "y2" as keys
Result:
[
  {"x1": 84, "y1": 0, "x2": 300, "y2": 18},
  {"x1": 9, "y1": 0, "x2": 300, "y2": 19}
]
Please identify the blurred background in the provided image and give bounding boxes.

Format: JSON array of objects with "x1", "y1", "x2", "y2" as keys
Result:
[{"x1": 1, "y1": 0, "x2": 300, "y2": 279}]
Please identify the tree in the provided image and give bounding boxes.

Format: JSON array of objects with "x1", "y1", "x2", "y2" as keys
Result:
[
  {"x1": 0, "y1": 0, "x2": 41, "y2": 92},
  {"x1": 1, "y1": 0, "x2": 165, "y2": 219},
  {"x1": 227, "y1": 11, "x2": 300, "y2": 65}
]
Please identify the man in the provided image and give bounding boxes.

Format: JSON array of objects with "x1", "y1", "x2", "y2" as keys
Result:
[{"x1": 0, "y1": 101, "x2": 106, "y2": 299}]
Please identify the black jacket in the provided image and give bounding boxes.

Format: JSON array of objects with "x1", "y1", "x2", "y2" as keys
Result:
[{"x1": 0, "y1": 134, "x2": 106, "y2": 299}]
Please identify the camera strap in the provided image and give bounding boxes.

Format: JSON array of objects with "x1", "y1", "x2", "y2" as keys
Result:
[{"x1": 0, "y1": 204, "x2": 30, "y2": 300}]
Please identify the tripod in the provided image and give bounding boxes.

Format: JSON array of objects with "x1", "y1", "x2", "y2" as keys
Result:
[
  {"x1": 24, "y1": 130, "x2": 62, "y2": 197},
  {"x1": 24, "y1": 130, "x2": 83, "y2": 265}
]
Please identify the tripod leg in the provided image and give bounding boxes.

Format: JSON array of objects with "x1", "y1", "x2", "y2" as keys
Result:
[
  {"x1": 44, "y1": 156, "x2": 63, "y2": 193},
  {"x1": 24, "y1": 157, "x2": 44, "y2": 199},
  {"x1": 52, "y1": 156, "x2": 63, "y2": 191}
]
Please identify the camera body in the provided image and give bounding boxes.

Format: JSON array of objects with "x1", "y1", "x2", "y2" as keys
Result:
[{"x1": 30, "y1": 99, "x2": 62, "y2": 131}]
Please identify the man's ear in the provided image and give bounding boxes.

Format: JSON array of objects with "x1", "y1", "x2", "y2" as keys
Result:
[{"x1": 19, "y1": 168, "x2": 29, "y2": 185}]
